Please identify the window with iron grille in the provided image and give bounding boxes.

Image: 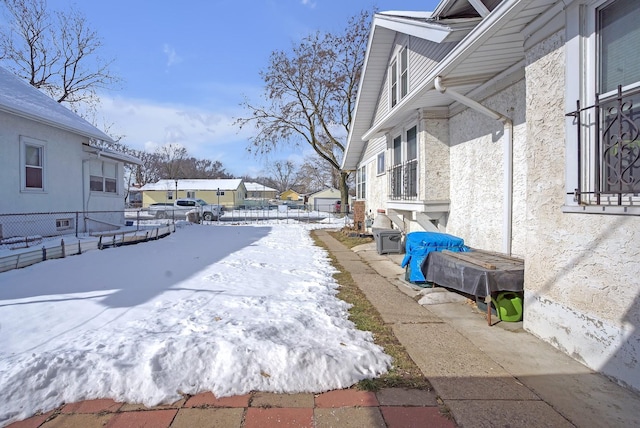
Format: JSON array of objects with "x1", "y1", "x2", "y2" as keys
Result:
[
  {"x1": 388, "y1": 126, "x2": 418, "y2": 200},
  {"x1": 566, "y1": 0, "x2": 640, "y2": 210}
]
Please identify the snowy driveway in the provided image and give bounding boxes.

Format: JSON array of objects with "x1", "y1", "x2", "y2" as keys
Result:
[{"x1": 0, "y1": 223, "x2": 390, "y2": 426}]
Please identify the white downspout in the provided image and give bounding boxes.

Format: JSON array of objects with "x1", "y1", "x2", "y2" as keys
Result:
[{"x1": 434, "y1": 76, "x2": 513, "y2": 255}]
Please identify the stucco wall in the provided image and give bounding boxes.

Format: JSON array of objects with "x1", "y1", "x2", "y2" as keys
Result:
[
  {"x1": 524, "y1": 30, "x2": 640, "y2": 391},
  {"x1": 421, "y1": 113, "x2": 450, "y2": 202},
  {"x1": 362, "y1": 156, "x2": 387, "y2": 228},
  {"x1": 446, "y1": 80, "x2": 528, "y2": 256}
]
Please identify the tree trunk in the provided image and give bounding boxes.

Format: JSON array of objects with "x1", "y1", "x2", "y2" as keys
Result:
[{"x1": 339, "y1": 171, "x2": 350, "y2": 214}]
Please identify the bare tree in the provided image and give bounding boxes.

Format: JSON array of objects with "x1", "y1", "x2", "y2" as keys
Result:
[
  {"x1": 236, "y1": 11, "x2": 371, "y2": 213},
  {"x1": 155, "y1": 143, "x2": 188, "y2": 180},
  {"x1": 297, "y1": 155, "x2": 334, "y2": 194},
  {"x1": 0, "y1": 0, "x2": 120, "y2": 114},
  {"x1": 180, "y1": 157, "x2": 231, "y2": 179},
  {"x1": 266, "y1": 160, "x2": 299, "y2": 193}
]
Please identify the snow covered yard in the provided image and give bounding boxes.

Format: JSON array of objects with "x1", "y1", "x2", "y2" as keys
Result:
[{"x1": 0, "y1": 221, "x2": 391, "y2": 426}]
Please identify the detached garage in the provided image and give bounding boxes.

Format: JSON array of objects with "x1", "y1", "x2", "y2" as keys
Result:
[{"x1": 309, "y1": 188, "x2": 341, "y2": 212}]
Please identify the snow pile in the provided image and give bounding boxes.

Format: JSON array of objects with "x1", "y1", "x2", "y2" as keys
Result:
[{"x1": 0, "y1": 223, "x2": 390, "y2": 426}]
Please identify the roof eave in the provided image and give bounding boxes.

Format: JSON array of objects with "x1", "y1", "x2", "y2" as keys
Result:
[
  {"x1": 350, "y1": 0, "x2": 535, "y2": 159},
  {"x1": 0, "y1": 105, "x2": 114, "y2": 143}
]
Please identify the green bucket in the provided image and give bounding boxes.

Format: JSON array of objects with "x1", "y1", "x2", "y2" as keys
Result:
[{"x1": 491, "y1": 292, "x2": 523, "y2": 322}]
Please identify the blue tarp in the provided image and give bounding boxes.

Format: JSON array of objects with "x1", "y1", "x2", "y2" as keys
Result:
[{"x1": 401, "y1": 232, "x2": 469, "y2": 283}]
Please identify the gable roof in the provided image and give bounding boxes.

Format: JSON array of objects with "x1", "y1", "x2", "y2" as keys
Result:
[
  {"x1": 309, "y1": 187, "x2": 341, "y2": 198},
  {"x1": 0, "y1": 66, "x2": 113, "y2": 143},
  {"x1": 139, "y1": 179, "x2": 244, "y2": 192},
  {"x1": 342, "y1": 0, "x2": 559, "y2": 170},
  {"x1": 244, "y1": 182, "x2": 278, "y2": 192}
]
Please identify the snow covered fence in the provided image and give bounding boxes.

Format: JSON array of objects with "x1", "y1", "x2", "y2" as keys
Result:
[
  {"x1": 0, "y1": 210, "x2": 129, "y2": 245},
  {"x1": 0, "y1": 224, "x2": 175, "y2": 274}
]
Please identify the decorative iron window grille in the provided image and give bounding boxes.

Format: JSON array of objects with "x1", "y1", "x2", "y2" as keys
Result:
[
  {"x1": 566, "y1": 85, "x2": 640, "y2": 206},
  {"x1": 388, "y1": 159, "x2": 417, "y2": 200}
]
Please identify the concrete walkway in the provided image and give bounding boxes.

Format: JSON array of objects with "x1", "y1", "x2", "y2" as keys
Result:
[
  {"x1": 316, "y1": 230, "x2": 640, "y2": 428},
  {"x1": 7, "y1": 229, "x2": 640, "y2": 428}
]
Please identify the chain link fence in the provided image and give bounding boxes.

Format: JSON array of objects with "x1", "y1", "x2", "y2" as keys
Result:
[{"x1": 0, "y1": 210, "x2": 130, "y2": 250}]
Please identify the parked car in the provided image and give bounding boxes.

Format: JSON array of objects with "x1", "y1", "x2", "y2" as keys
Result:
[{"x1": 148, "y1": 198, "x2": 222, "y2": 221}]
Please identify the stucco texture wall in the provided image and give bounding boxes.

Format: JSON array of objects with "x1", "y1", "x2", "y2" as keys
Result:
[
  {"x1": 421, "y1": 115, "x2": 450, "y2": 202},
  {"x1": 524, "y1": 30, "x2": 640, "y2": 391},
  {"x1": 365, "y1": 157, "x2": 387, "y2": 226},
  {"x1": 447, "y1": 80, "x2": 528, "y2": 256}
]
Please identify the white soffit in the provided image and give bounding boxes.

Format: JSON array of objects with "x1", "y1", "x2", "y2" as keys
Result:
[{"x1": 375, "y1": 13, "x2": 479, "y2": 43}]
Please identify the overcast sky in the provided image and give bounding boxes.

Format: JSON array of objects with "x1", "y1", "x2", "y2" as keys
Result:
[{"x1": 46, "y1": 0, "x2": 440, "y2": 177}]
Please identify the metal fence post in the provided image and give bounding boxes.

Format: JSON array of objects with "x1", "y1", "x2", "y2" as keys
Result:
[
  {"x1": 76, "y1": 211, "x2": 79, "y2": 237},
  {"x1": 61, "y1": 239, "x2": 65, "y2": 258}
]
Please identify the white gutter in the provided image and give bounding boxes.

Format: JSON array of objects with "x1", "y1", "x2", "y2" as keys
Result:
[
  {"x1": 361, "y1": 0, "x2": 527, "y2": 142},
  {"x1": 434, "y1": 76, "x2": 513, "y2": 255}
]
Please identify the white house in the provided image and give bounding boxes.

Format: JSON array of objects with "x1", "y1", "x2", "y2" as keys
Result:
[
  {"x1": 0, "y1": 66, "x2": 140, "y2": 239},
  {"x1": 343, "y1": 0, "x2": 640, "y2": 392}
]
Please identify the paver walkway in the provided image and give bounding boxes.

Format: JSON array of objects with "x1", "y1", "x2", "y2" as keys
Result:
[{"x1": 8, "y1": 388, "x2": 455, "y2": 427}]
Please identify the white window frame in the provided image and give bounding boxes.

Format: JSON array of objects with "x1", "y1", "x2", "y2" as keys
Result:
[
  {"x1": 400, "y1": 47, "x2": 408, "y2": 99},
  {"x1": 56, "y1": 218, "x2": 73, "y2": 231},
  {"x1": 389, "y1": 45, "x2": 409, "y2": 109},
  {"x1": 187, "y1": 191, "x2": 196, "y2": 198},
  {"x1": 20, "y1": 137, "x2": 47, "y2": 192},
  {"x1": 167, "y1": 190, "x2": 174, "y2": 200},
  {"x1": 90, "y1": 160, "x2": 118, "y2": 195},
  {"x1": 564, "y1": 0, "x2": 640, "y2": 214},
  {"x1": 390, "y1": 59, "x2": 398, "y2": 108},
  {"x1": 388, "y1": 121, "x2": 419, "y2": 200},
  {"x1": 377, "y1": 151, "x2": 385, "y2": 175},
  {"x1": 357, "y1": 164, "x2": 367, "y2": 199}
]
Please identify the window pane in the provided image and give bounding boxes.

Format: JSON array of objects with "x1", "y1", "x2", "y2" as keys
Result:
[
  {"x1": 407, "y1": 126, "x2": 417, "y2": 160},
  {"x1": 105, "y1": 178, "x2": 117, "y2": 193},
  {"x1": 393, "y1": 136, "x2": 402, "y2": 165},
  {"x1": 25, "y1": 145, "x2": 41, "y2": 166},
  {"x1": 103, "y1": 162, "x2": 116, "y2": 179},
  {"x1": 377, "y1": 152, "x2": 385, "y2": 174},
  {"x1": 599, "y1": 0, "x2": 640, "y2": 93},
  {"x1": 401, "y1": 48, "x2": 408, "y2": 98},
  {"x1": 26, "y1": 166, "x2": 43, "y2": 188},
  {"x1": 401, "y1": 48, "x2": 407, "y2": 71},
  {"x1": 600, "y1": 92, "x2": 640, "y2": 194},
  {"x1": 90, "y1": 175, "x2": 103, "y2": 191},
  {"x1": 89, "y1": 160, "x2": 102, "y2": 176},
  {"x1": 391, "y1": 60, "x2": 398, "y2": 107}
]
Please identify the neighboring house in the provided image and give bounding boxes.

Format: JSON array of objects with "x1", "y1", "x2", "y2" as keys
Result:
[
  {"x1": 0, "y1": 66, "x2": 140, "y2": 239},
  {"x1": 139, "y1": 179, "x2": 247, "y2": 209},
  {"x1": 244, "y1": 182, "x2": 278, "y2": 201},
  {"x1": 342, "y1": 0, "x2": 640, "y2": 392},
  {"x1": 308, "y1": 188, "x2": 342, "y2": 212},
  {"x1": 279, "y1": 189, "x2": 302, "y2": 202}
]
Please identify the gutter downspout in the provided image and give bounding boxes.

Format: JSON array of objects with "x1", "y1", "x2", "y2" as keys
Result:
[{"x1": 434, "y1": 76, "x2": 513, "y2": 255}]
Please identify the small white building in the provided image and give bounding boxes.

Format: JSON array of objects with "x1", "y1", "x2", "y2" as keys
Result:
[
  {"x1": 343, "y1": 0, "x2": 640, "y2": 392},
  {"x1": 0, "y1": 66, "x2": 140, "y2": 239},
  {"x1": 308, "y1": 188, "x2": 342, "y2": 212}
]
